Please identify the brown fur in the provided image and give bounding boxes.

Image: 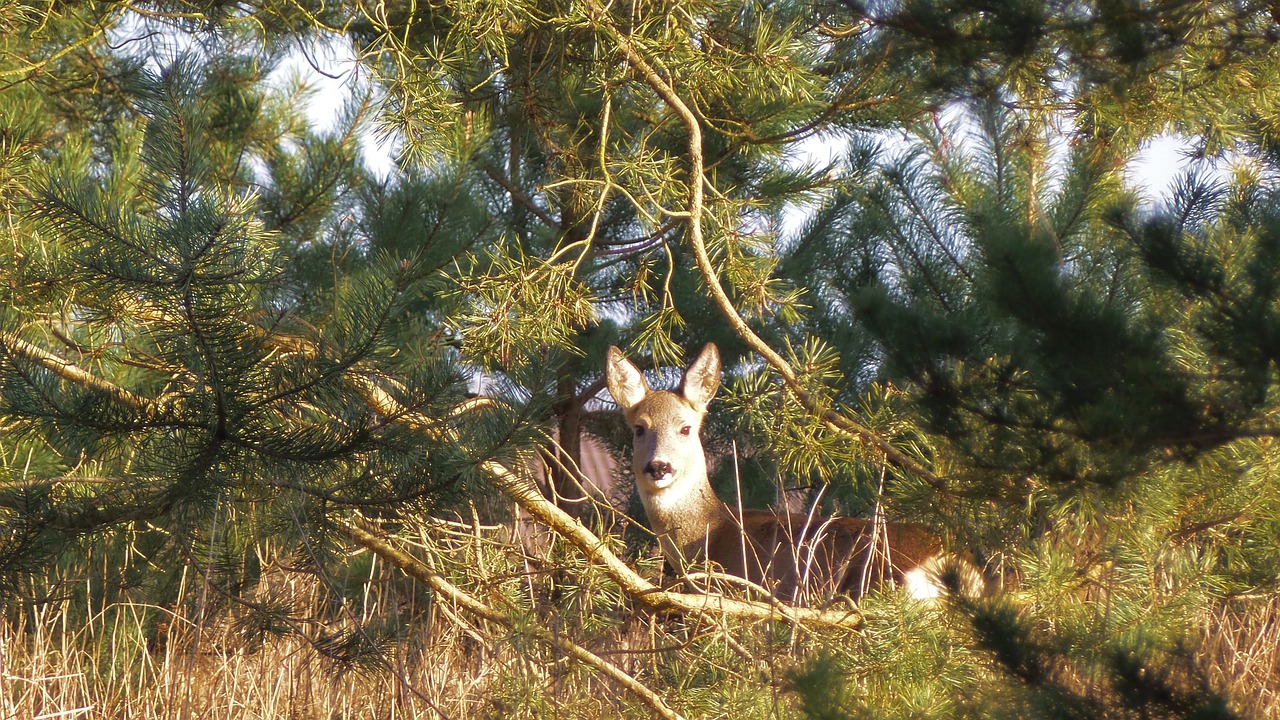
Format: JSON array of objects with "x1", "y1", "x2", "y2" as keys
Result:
[{"x1": 606, "y1": 343, "x2": 967, "y2": 602}]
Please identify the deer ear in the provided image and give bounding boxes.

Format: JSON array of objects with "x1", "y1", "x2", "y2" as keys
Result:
[
  {"x1": 681, "y1": 344, "x2": 721, "y2": 411},
  {"x1": 606, "y1": 346, "x2": 649, "y2": 412}
]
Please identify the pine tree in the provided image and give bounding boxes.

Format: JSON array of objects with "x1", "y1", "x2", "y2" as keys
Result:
[
  {"x1": 0, "y1": 7, "x2": 529, "y2": 667},
  {"x1": 772, "y1": 3, "x2": 1280, "y2": 712}
]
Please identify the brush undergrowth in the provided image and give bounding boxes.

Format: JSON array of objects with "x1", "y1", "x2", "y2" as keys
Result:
[{"x1": 2, "y1": 512, "x2": 1276, "y2": 720}]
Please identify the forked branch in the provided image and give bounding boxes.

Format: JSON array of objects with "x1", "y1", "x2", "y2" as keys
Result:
[
  {"x1": 337, "y1": 518, "x2": 686, "y2": 720},
  {"x1": 2, "y1": 325, "x2": 863, "y2": 631},
  {"x1": 600, "y1": 18, "x2": 946, "y2": 489}
]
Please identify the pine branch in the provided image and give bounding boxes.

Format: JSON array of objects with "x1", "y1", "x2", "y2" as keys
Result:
[
  {"x1": 3, "y1": 305, "x2": 865, "y2": 631},
  {"x1": 599, "y1": 14, "x2": 948, "y2": 491},
  {"x1": 0, "y1": 330, "x2": 153, "y2": 412},
  {"x1": 0, "y1": 8, "x2": 117, "y2": 79},
  {"x1": 338, "y1": 517, "x2": 688, "y2": 720}
]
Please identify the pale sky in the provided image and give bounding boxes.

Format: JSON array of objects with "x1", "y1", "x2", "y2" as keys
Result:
[{"x1": 278, "y1": 42, "x2": 1224, "y2": 214}]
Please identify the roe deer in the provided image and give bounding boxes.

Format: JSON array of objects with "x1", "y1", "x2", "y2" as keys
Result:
[{"x1": 606, "y1": 343, "x2": 972, "y2": 603}]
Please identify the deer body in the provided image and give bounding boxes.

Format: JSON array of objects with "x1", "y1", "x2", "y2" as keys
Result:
[{"x1": 606, "y1": 344, "x2": 958, "y2": 602}]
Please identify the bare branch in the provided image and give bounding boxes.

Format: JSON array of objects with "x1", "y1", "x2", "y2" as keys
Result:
[
  {"x1": 0, "y1": 330, "x2": 154, "y2": 412},
  {"x1": 478, "y1": 459, "x2": 864, "y2": 629},
  {"x1": 482, "y1": 162, "x2": 559, "y2": 229},
  {"x1": 599, "y1": 17, "x2": 947, "y2": 490},
  {"x1": 355, "y1": 377, "x2": 865, "y2": 630},
  {"x1": 337, "y1": 517, "x2": 688, "y2": 720}
]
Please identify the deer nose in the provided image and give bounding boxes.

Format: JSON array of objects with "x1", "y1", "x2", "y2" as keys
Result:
[{"x1": 644, "y1": 461, "x2": 674, "y2": 478}]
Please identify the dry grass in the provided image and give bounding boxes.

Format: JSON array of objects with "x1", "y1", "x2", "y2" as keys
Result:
[
  {"x1": 1200, "y1": 596, "x2": 1280, "y2": 719},
  {"x1": 0, "y1": 573, "x2": 490, "y2": 719},
  {"x1": 0, "y1": 515, "x2": 775, "y2": 720},
  {"x1": 0, "y1": 576, "x2": 656, "y2": 719},
  {"x1": 2, "y1": 516, "x2": 1277, "y2": 720}
]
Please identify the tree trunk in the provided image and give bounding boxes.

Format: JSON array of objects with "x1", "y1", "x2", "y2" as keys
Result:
[{"x1": 550, "y1": 365, "x2": 587, "y2": 517}]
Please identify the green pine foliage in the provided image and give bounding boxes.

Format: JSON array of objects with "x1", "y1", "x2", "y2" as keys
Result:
[
  {"x1": 2, "y1": 0, "x2": 1280, "y2": 717},
  {"x1": 0, "y1": 10, "x2": 529, "y2": 666},
  {"x1": 778, "y1": 96, "x2": 1280, "y2": 717}
]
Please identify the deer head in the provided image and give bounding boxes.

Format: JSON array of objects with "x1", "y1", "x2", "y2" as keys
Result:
[{"x1": 605, "y1": 344, "x2": 721, "y2": 509}]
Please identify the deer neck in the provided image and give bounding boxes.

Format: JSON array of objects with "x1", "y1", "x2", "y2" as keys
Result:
[{"x1": 637, "y1": 461, "x2": 732, "y2": 569}]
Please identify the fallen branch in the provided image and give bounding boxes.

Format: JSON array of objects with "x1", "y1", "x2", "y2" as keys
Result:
[{"x1": 337, "y1": 517, "x2": 687, "y2": 720}]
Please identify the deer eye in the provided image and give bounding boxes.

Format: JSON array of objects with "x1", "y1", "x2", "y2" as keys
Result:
[
  {"x1": 680, "y1": 425, "x2": 692, "y2": 436},
  {"x1": 634, "y1": 425, "x2": 646, "y2": 437}
]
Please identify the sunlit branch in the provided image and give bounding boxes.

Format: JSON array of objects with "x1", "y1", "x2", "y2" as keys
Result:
[
  {"x1": 0, "y1": 330, "x2": 154, "y2": 412},
  {"x1": 597, "y1": 13, "x2": 949, "y2": 490},
  {"x1": 339, "y1": 517, "x2": 688, "y2": 720}
]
